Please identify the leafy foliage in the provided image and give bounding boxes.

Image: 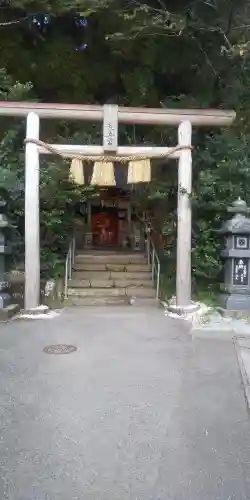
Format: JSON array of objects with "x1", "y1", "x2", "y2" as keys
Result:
[
  {"x1": 0, "y1": 69, "x2": 93, "y2": 275},
  {"x1": 1, "y1": 0, "x2": 250, "y2": 293}
]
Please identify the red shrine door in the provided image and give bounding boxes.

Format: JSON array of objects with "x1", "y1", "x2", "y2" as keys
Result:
[{"x1": 92, "y1": 211, "x2": 118, "y2": 247}]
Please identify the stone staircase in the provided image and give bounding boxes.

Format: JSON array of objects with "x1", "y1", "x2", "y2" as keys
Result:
[{"x1": 64, "y1": 250, "x2": 156, "y2": 306}]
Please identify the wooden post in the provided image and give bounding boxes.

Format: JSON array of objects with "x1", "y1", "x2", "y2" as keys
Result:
[
  {"x1": 88, "y1": 201, "x2": 91, "y2": 226},
  {"x1": 176, "y1": 120, "x2": 192, "y2": 309},
  {"x1": 25, "y1": 112, "x2": 40, "y2": 310}
]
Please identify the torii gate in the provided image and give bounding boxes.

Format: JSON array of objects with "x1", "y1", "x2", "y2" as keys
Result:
[{"x1": 0, "y1": 102, "x2": 235, "y2": 313}]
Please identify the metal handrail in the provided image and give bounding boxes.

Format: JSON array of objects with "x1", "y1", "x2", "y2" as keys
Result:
[
  {"x1": 64, "y1": 237, "x2": 76, "y2": 298},
  {"x1": 134, "y1": 214, "x2": 161, "y2": 299},
  {"x1": 145, "y1": 228, "x2": 161, "y2": 299}
]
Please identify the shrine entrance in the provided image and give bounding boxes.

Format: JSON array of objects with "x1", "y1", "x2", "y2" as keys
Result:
[
  {"x1": 75, "y1": 187, "x2": 138, "y2": 251},
  {"x1": 92, "y1": 208, "x2": 118, "y2": 247},
  {"x1": 0, "y1": 101, "x2": 236, "y2": 312}
]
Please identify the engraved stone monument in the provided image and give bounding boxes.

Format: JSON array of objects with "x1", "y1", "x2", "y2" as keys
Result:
[
  {"x1": 0, "y1": 199, "x2": 11, "y2": 309},
  {"x1": 219, "y1": 198, "x2": 250, "y2": 311}
]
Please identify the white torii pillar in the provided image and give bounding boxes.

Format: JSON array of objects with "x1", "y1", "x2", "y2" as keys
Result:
[
  {"x1": 176, "y1": 120, "x2": 192, "y2": 310},
  {"x1": 167, "y1": 119, "x2": 198, "y2": 315},
  {"x1": 24, "y1": 112, "x2": 40, "y2": 310}
]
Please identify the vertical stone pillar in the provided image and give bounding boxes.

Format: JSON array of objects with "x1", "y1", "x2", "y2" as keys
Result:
[
  {"x1": 25, "y1": 112, "x2": 40, "y2": 310},
  {"x1": 176, "y1": 120, "x2": 192, "y2": 310},
  {"x1": 169, "y1": 120, "x2": 199, "y2": 316}
]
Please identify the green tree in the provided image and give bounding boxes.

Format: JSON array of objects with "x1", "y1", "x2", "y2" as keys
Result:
[
  {"x1": 0, "y1": 68, "x2": 93, "y2": 275},
  {"x1": 0, "y1": 0, "x2": 250, "y2": 294}
]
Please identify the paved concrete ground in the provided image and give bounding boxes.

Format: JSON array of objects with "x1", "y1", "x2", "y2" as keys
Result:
[{"x1": 0, "y1": 306, "x2": 250, "y2": 500}]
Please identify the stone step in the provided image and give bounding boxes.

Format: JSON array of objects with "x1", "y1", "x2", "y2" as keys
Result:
[
  {"x1": 67, "y1": 287, "x2": 156, "y2": 299},
  {"x1": 126, "y1": 287, "x2": 156, "y2": 298},
  {"x1": 68, "y1": 278, "x2": 154, "y2": 289},
  {"x1": 111, "y1": 271, "x2": 151, "y2": 280},
  {"x1": 68, "y1": 279, "x2": 92, "y2": 288},
  {"x1": 75, "y1": 253, "x2": 147, "y2": 264},
  {"x1": 68, "y1": 287, "x2": 126, "y2": 297},
  {"x1": 72, "y1": 271, "x2": 111, "y2": 280},
  {"x1": 118, "y1": 264, "x2": 150, "y2": 272},
  {"x1": 114, "y1": 279, "x2": 154, "y2": 288},
  {"x1": 73, "y1": 263, "x2": 150, "y2": 272},
  {"x1": 77, "y1": 250, "x2": 138, "y2": 256},
  {"x1": 64, "y1": 296, "x2": 128, "y2": 306},
  {"x1": 72, "y1": 271, "x2": 151, "y2": 280}
]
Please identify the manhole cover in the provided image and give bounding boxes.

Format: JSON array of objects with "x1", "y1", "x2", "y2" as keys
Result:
[{"x1": 43, "y1": 344, "x2": 77, "y2": 355}]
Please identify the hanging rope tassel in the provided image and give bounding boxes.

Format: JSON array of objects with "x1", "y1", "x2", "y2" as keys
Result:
[
  {"x1": 91, "y1": 161, "x2": 116, "y2": 186},
  {"x1": 69, "y1": 158, "x2": 85, "y2": 185},
  {"x1": 141, "y1": 158, "x2": 151, "y2": 183},
  {"x1": 127, "y1": 158, "x2": 151, "y2": 184}
]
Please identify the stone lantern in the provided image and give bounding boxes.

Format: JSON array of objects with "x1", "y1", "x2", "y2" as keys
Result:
[
  {"x1": 0, "y1": 199, "x2": 11, "y2": 309},
  {"x1": 219, "y1": 198, "x2": 250, "y2": 311}
]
